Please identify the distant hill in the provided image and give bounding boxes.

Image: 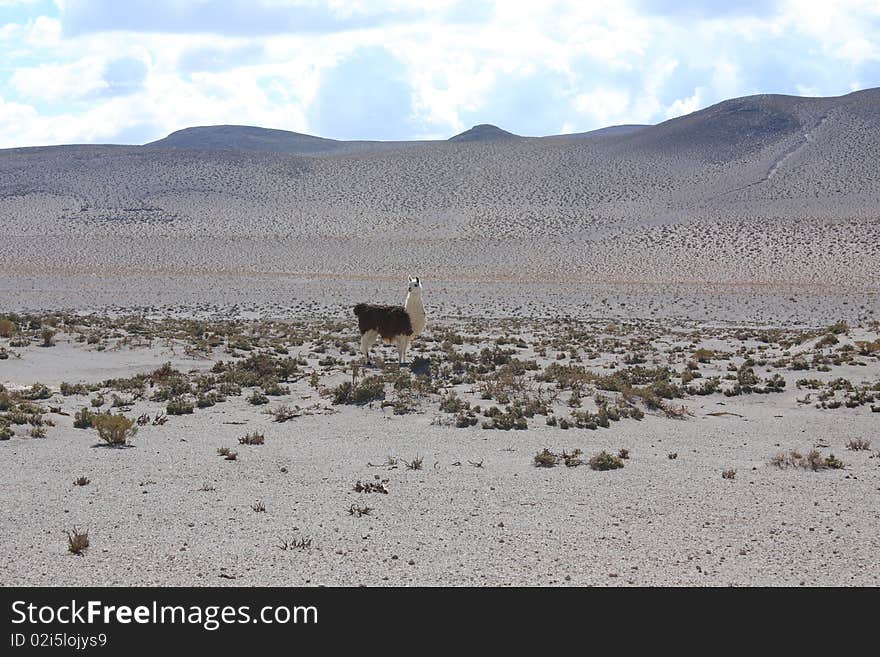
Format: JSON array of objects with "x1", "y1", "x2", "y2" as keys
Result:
[
  {"x1": 448, "y1": 124, "x2": 521, "y2": 142},
  {"x1": 145, "y1": 125, "x2": 344, "y2": 155},
  {"x1": 555, "y1": 124, "x2": 649, "y2": 139}
]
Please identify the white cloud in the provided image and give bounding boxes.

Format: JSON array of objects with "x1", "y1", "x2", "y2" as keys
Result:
[
  {"x1": 11, "y1": 56, "x2": 108, "y2": 101},
  {"x1": 1, "y1": 0, "x2": 879, "y2": 147},
  {"x1": 574, "y1": 87, "x2": 630, "y2": 127},
  {"x1": 665, "y1": 87, "x2": 704, "y2": 118},
  {"x1": 26, "y1": 15, "x2": 61, "y2": 46}
]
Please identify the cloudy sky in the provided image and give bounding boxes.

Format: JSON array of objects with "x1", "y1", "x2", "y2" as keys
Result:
[{"x1": 1, "y1": 0, "x2": 879, "y2": 147}]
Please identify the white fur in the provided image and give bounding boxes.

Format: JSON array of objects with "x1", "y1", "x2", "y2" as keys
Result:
[
  {"x1": 360, "y1": 329, "x2": 379, "y2": 361},
  {"x1": 404, "y1": 279, "x2": 426, "y2": 338}
]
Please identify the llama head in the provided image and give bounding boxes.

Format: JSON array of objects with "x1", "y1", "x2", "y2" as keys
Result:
[{"x1": 407, "y1": 276, "x2": 422, "y2": 294}]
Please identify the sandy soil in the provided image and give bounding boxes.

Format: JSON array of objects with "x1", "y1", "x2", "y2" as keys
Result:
[
  {"x1": 1, "y1": 89, "x2": 878, "y2": 586},
  {"x1": 1, "y1": 315, "x2": 877, "y2": 586}
]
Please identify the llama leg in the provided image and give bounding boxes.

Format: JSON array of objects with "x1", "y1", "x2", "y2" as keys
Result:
[
  {"x1": 361, "y1": 331, "x2": 377, "y2": 366},
  {"x1": 399, "y1": 336, "x2": 410, "y2": 365}
]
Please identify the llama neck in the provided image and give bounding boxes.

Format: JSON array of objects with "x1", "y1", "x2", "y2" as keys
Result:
[{"x1": 405, "y1": 291, "x2": 426, "y2": 336}]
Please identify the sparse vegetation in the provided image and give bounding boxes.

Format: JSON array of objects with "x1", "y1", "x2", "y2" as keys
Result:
[
  {"x1": 770, "y1": 450, "x2": 844, "y2": 471},
  {"x1": 166, "y1": 398, "x2": 195, "y2": 415}
]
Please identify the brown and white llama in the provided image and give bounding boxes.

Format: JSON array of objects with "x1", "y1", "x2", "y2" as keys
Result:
[{"x1": 353, "y1": 277, "x2": 426, "y2": 366}]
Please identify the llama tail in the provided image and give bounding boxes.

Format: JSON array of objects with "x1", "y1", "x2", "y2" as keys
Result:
[{"x1": 353, "y1": 303, "x2": 368, "y2": 316}]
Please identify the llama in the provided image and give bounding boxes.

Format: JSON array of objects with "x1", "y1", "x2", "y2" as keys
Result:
[{"x1": 353, "y1": 277, "x2": 426, "y2": 366}]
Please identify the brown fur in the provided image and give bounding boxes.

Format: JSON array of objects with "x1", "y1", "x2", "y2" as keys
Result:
[{"x1": 353, "y1": 303, "x2": 413, "y2": 341}]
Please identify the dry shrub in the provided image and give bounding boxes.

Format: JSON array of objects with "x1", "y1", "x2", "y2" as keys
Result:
[
  {"x1": 562, "y1": 448, "x2": 584, "y2": 467},
  {"x1": 239, "y1": 431, "x2": 265, "y2": 445},
  {"x1": 66, "y1": 527, "x2": 89, "y2": 555},
  {"x1": 93, "y1": 413, "x2": 137, "y2": 446},
  {"x1": 589, "y1": 451, "x2": 625, "y2": 471},
  {"x1": 770, "y1": 449, "x2": 844, "y2": 471},
  {"x1": 41, "y1": 328, "x2": 56, "y2": 347},
  {"x1": 533, "y1": 448, "x2": 558, "y2": 467},
  {"x1": 846, "y1": 438, "x2": 871, "y2": 451}
]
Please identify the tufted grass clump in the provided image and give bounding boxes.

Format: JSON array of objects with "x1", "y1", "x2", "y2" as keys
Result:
[{"x1": 239, "y1": 431, "x2": 265, "y2": 445}]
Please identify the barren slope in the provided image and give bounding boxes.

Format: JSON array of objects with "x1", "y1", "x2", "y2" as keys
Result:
[{"x1": 1, "y1": 89, "x2": 878, "y2": 322}]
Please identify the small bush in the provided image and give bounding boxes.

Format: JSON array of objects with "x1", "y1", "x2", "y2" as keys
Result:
[
  {"x1": 439, "y1": 390, "x2": 467, "y2": 413},
  {"x1": 239, "y1": 431, "x2": 265, "y2": 445},
  {"x1": 66, "y1": 527, "x2": 89, "y2": 555},
  {"x1": 693, "y1": 348, "x2": 714, "y2": 363},
  {"x1": 73, "y1": 476, "x2": 90, "y2": 486},
  {"x1": 846, "y1": 438, "x2": 871, "y2": 451},
  {"x1": 248, "y1": 390, "x2": 269, "y2": 406},
  {"x1": 41, "y1": 328, "x2": 56, "y2": 347},
  {"x1": 21, "y1": 384, "x2": 52, "y2": 400},
  {"x1": 73, "y1": 408, "x2": 95, "y2": 429},
  {"x1": 562, "y1": 448, "x2": 584, "y2": 467},
  {"x1": 262, "y1": 380, "x2": 289, "y2": 396},
  {"x1": 770, "y1": 449, "x2": 844, "y2": 471},
  {"x1": 196, "y1": 394, "x2": 217, "y2": 408},
  {"x1": 721, "y1": 469, "x2": 736, "y2": 479},
  {"x1": 93, "y1": 413, "x2": 137, "y2": 446},
  {"x1": 267, "y1": 404, "x2": 299, "y2": 422},
  {"x1": 166, "y1": 398, "x2": 195, "y2": 415},
  {"x1": 332, "y1": 376, "x2": 386, "y2": 405},
  {"x1": 60, "y1": 382, "x2": 90, "y2": 396},
  {"x1": 589, "y1": 451, "x2": 625, "y2": 471},
  {"x1": 533, "y1": 448, "x2": 558, "y2": 467}
]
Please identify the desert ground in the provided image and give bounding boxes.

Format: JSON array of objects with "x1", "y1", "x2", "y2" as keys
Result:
[
  {"x1": 0, "y1": 314, "x2": 878, "y2": 586},
  {"x1": 1, "y1": 88, "x2": 878, "y2": 585}
]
